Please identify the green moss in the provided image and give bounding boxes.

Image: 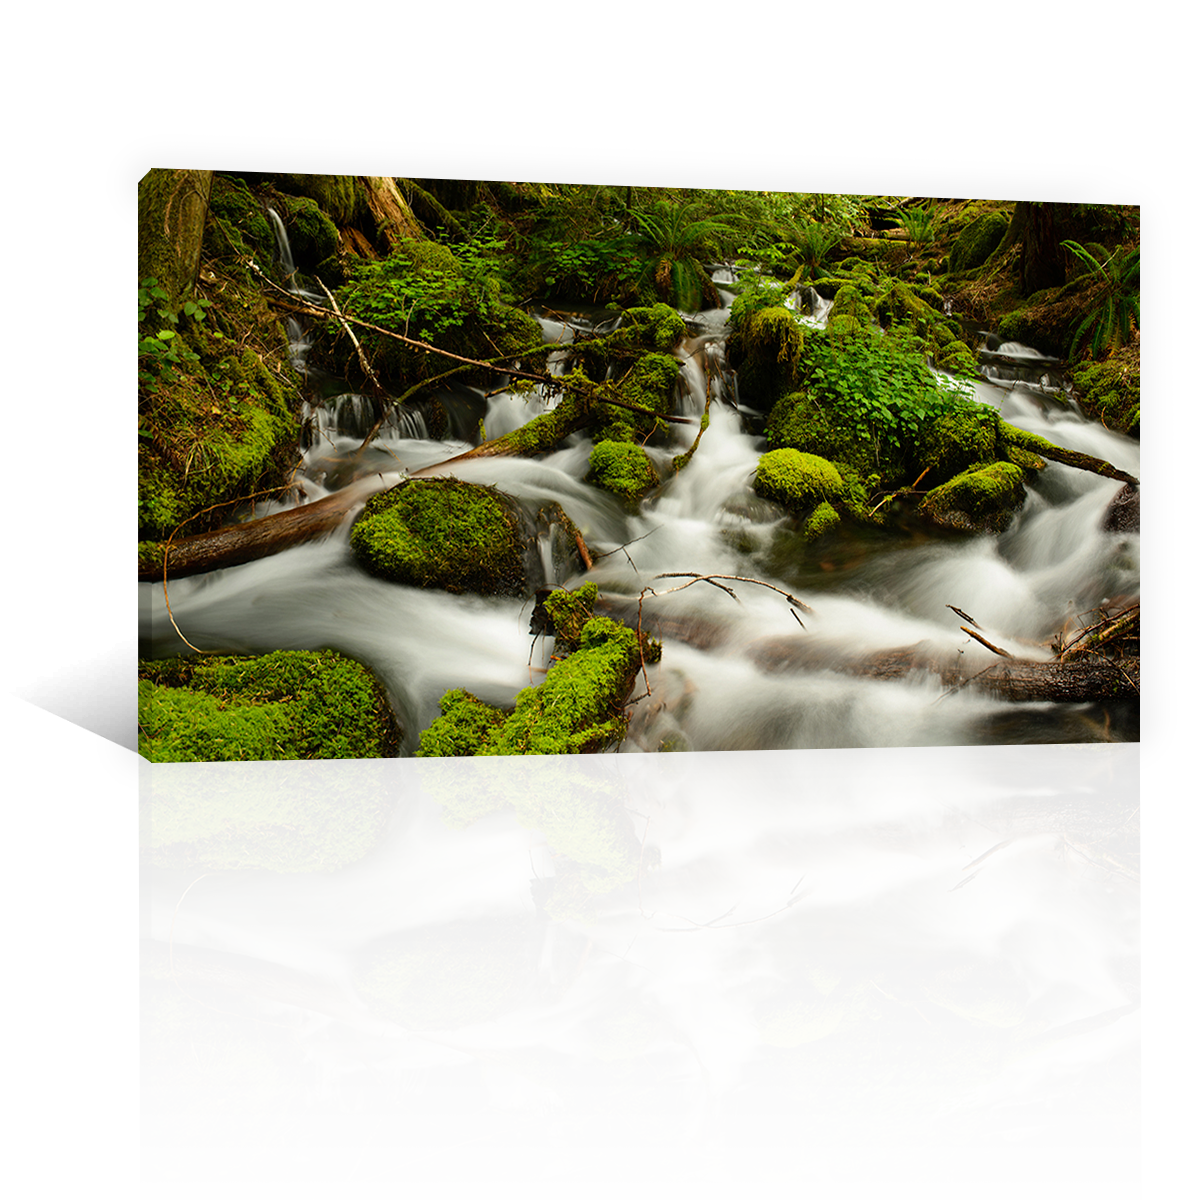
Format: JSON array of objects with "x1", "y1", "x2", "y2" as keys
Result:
[
  {"x1": 135, "y1": 652, "x2": 398, "y2": 868},
  {"x1": 273, "y1": 192, "x2": 340, "y2": 270},
  {"x1": 353, "y1": 919, "x2": 531, "y2": 1030},
  {"x1": 804, "y1": 500, "x2": 841, "y2": 540},
  {"x1": 542, "y1": 582, "x2": 600, "y2": 651},
  {"x1": 415, "y1": 689, "x2": 508, "y2": 757},
  {"x1": 917, "y1": 403, "x2": 999, "y2": 485},
  {"x1": 350, "y1": 478, "x2": 526, "y2": 595},
  {"x1": 949, "y1": 211, "x2": 1009, "y2": 274},
  {"x1": 620, "y1": 303, "x2": 686, "y2": 351},
  {"x1": 729, "y1": 305, "x2": 805, "y2": 407},
  {"x1": 267, "y1": 173, "x2": 362, "y2": 225},
  {"x1": 917, "y1": 461, "x2": 1027, "y2": 533},
  {"x1": 1072, "y1": 345, "x2": 1140, "y2": 435},
  {"x1": 593, "y1": 351, "x2": 680, "y2": 443},
  {"x1": 754, "y1": 449, "x2": 844, "y2": 512},
  {"x1": 828, "y1": 284, "x2": 874, "y2": 329},
  {"x1": 138, "y1": 345, "x2": 300, "y2": 539},
  {"x1": 588, "y1": 439, "x2": 660, "y2": 504},
  {"x1": 934, "y1": 339, "x2": 979, "y2": 377}
]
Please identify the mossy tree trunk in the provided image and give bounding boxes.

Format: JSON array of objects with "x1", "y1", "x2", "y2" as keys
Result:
[{"x1": 138, "y1": 169, "x2": 213, "y2": 305}]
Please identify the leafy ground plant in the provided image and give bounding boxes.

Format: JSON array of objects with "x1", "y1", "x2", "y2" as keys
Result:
[{"x1": 1061, "y1": 240, "x2": 1140, "y2": 358}]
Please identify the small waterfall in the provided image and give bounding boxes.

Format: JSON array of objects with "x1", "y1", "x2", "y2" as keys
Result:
[{"x1": 265, "y1": 206, "x2": 323, "y2": 371}]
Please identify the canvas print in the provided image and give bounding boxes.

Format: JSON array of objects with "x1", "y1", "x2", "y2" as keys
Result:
[{"x1": 137, "y1": 172, "x2": 1140, "y2": 1189}]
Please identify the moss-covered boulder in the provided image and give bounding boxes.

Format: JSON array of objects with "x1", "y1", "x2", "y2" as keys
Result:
[
  {"x1": 917, "y1": 462, "x2": 1027, "y2": 533},
  {"x1": 272, "y1": 192, "x2": 340, "y2": 272},
  {"x1": 803, "y1": 500, "x2": 841, "y2": 540},
  {"x1": 350, "y1": 478, "x2": 528, "y2": 595},
  {"x1": 754, "y1": 448, "x2": 844, "y2": 513},
  {"x1": 917, "y1": 403, "x2": 1000, "y2": 485},
  {"x1": 1072, "y1": 343, "x2": 1140, "y2": 436},
  {"x1": 728, "y1": 305, "x2": 805, "y2": 408},
  {"x1": 619, "y1": 303, "x2": 687, "y2": 351},
  {"x1": 353, "y1": 918, "x2": 534, "y2": 1030},
  {"x1": 138, "y1": 346, "x2": 301, "y2": 540},
  {"x1": 592, "y1": 351, "x2": 680, "y2": 443},
  {"x1": 588, "y1": 439, "x2": 661, "y2": 504},
  {"x1": 949, "y1": 211, "x2": 1009, "y2": 274},
  {"x1": 934, "y1": 339, "x2": 979, "y2": 378},
  {"x1": 135, "y1": 648, "x2": 398, "y2": 873},
  {"x1": 827, "y1": 283, "x2": 874, "y2": 329}
]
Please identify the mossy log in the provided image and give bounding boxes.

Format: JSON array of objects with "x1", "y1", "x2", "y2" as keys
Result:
[
  {"x1": 139, "y1": 478, "x2": 387, "y2": 582},
  {"x1": 998, "y1": 421, "x2": 1139, "y2": 486},
  {"x1": 138, "y1": 169, "x2": 214, "y2": 304}
]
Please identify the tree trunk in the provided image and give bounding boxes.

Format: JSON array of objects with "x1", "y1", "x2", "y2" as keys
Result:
[
  {"x1": 137, "y1": 169, "x2": 213, "y2": 304},
  {"x1": 1020, "y1": 201, "x2": 1067, "y2": 296}
]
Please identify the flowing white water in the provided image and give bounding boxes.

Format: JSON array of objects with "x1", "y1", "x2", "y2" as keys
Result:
[{"x1": 136, "y1": 225, "x2": 1137, "y2": 1180}]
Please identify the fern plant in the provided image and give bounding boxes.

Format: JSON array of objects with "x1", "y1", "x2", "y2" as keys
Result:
[
  {"x1": 1061, "y1": 240, "x2": 1140, "y2": 358},
  {"x1": 787, "y1": 222, "x2": 844, "y2": 279},
  {"x1": 898, "y1": 204, "x2": 937, "y2": 245},
  {"x1": 629, "y1": 198, "x2": 743, "y2": 310}
]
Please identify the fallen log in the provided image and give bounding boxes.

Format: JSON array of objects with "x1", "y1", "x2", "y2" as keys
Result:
[
  {"x1": 139, "y1": 476, "x2": 392, "y2": 583},
  {"x1": 998, "y1": 420, "x2": 1139, "y2": 487}
]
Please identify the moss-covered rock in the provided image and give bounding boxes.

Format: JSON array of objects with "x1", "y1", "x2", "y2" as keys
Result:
[
  {"x1": 267, "y1": 173, "x2": 362, "y2": 225},
  {"x1": 592, "y1": 351, "x2": 680, "y2": 443},
  {"x1": 828, "y1": 283, "x2": 874, "y2": 329},
  {"x1": 1072, "y1": 343, "x2": 1140, "y2": 435},
  {"x1": 619, "y1": 303, "x2": 687, "y2": 351},
  {"x1": 540, "y1": 582, "x2": 601, "y2": 652},
  {"x1": 728, "y1": 305, "x2": 805, "y2": 408},
  {"x1": 353, "y1": 918, "x2": 533, "y2": 1030},
  {"x1": 804, "y1": 500, "x2": 841, "y2": 540},
  {"x1": 949, "y1": 211, "x2": 1009, "y2": 274},
  {"x1": 350, "y1": 478, "x2": 527, "y2": 595},
  {"x1": 917, "y1": 403, "x2": 1000, "y2": 485},
  {"x1": 135, "y1": 657, "x2": 398, "y2": 873},
  {"x1": 588, "y1": 439, "x2": 661, "y2": 504},
  {"x1": 138, "y1": 346, "x2": 301, "y2": 540},
  {"x1": 934, "y1": 339, "x2": 979, "y2": 378},
  {"x1": 917, "y1": 462, "x2": 1027, "y2": 533},
  {"x1": 273, "y1": 192, "x2": 340, "y2": 271},
  {"x1": 754, "y1": 449, "x2": 844, "y2": 512}
]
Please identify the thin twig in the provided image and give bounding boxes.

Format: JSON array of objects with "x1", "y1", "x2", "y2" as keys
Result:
[{"x1": 961, "y1": 625, "x2": 1013, "y2": 658}]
